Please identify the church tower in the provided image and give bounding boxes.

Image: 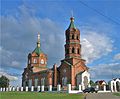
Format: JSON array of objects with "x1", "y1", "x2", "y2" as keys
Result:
[
  {"x1": 65, "y1": 17, "x2": 81, "y2": 59},
  {"x1": 27, "y1": 33, "x2": 47, "y2": 73},
  {"x1": 59, "y1": 17, "x2": 89, "y2": 88}
]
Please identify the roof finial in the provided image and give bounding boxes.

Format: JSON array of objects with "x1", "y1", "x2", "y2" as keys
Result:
[
  {"x1": 71, "y1": 10, "x2": 73, "y2": 17},
  {"x1": 37, "y1": 32, "x2": 40, "y2": 42},
  {"x1": 37, "y1": 32, "x2": 40, "y2": 47},
  {"x1": 70, "y1": 10, "x2": 74, "y2": 21}
]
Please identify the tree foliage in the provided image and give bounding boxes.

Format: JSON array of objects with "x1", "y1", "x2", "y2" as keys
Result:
[
  {"x1": 90, "y1": 80, "x2": 96, "y2": 86},
  {"x1": 0, "y1": 75, "x2": 9, "y2": 87}
]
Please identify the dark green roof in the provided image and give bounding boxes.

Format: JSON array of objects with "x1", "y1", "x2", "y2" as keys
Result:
[
  {"x1": 33, "y1": 46, "x2": 43, "y2": 55},
  {"x1": 68, "y1": 21, "x2": 76, "y2": 29},
  {"x1": 68, "y1": 17, "x2": 76, "y2": 29}
]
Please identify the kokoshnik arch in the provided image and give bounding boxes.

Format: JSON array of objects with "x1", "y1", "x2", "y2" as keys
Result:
[{"x1": 22, "y1": 16, "x2": 90, "y2": 89}]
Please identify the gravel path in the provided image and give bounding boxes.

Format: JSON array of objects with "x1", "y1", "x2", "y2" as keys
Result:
[{"x1": 84, "y1": 93, "x2": 120, "y2": 99}]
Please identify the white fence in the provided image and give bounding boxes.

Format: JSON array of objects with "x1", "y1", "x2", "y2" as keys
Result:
[
  {"x1": 0, "y1": 84, "x2": 82, "y2": 93},
  {"x1": 0, "y1": 84, "x2": 115, "y2": 93}
]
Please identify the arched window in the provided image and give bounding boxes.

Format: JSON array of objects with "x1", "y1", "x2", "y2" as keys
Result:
[
  {"x1": 77, "y1": 48, "x2": 80, "y2": 54},
  {"x1": 33, "y1": 59, "x2": 37, "y2": 63},
  {"x1": 40, "y1": 59, "x2": 44, "y2": 64},
  {"x1": 41, "y1": 78, "x2": 45, "y2": 86},
  {"x1": 72, "y1": 34, "x2": 74, "y2": 39},
  {"x1": 66, "y1": 49, "x2": 69, "y2": 54},
  {"x1": 72, "y1": 47, "x2": 75, "y2": 53},
  {"x1": 77, "y1": 35, "x2": 79, "y2": 40},
  {"x1": 66, "y1": 35, "x2": 69, "y2": 40},
  {"x1": 35, "y1": 79, "x2": 38, "y2": 87},
  {"x1": 28, "y1": 59, "x2": 30, "y2": 64},
  {"x1": 28, "y1": 79, "x2": 32, "y2": 88}
]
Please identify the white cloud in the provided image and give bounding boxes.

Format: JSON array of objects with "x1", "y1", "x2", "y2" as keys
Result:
[
  {"x1": 90, "y1": 63, "x2": 120, "y2": 80},
  {"x1": 0, "y1": 69, "x2": 18, "y2": 81},
  {"x1": 1, "y1": 5, "x2": 64, "y2": 70},
  {"x1": 0, "y1": 46, "x2": 21, "y2": 69},
  {"x1": 114, "y1": 53, "x2": 120, "y2": 60},
  {"x1": 81, "y1": 31, "x2": 113, "y2": 63},
  {"x1": 1, "y1": 5, "x2": 114, "y2": 68},
  {"x1": 11, "y1": 61, "x2": 20, "y2": 67}
]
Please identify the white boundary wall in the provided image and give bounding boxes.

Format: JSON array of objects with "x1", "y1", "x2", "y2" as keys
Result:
[
  {"x1": 67, "y1": 84, "x2": 82, "y2": 94},
  {"x1": 49, "y1": 85, "x2": 52, "y2": 92},
  {"x1": 1, "y1": 83, "x2": 117, "y2": 93},
  {"x1": 57, "y1": 84, "x2": 61, "y2": 92},
  {"x1": 37, "y1": 86, "x2": 40, "y2": 92}
]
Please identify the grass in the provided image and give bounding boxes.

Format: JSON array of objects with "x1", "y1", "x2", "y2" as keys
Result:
[
  {"x1": 113, "y1": 92, "x2": 120, "y2": 96},
  {"x1": 0, "y1": 92, "x2": 84, "y2": 99}
]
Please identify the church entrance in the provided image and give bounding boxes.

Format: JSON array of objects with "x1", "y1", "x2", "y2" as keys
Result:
[
  {"x1": 62, "y1": 77, "x2": 68, "y2": 90},
  {"x1": 116, "y1": 81, "x2": 120, "y2": 92},
  {"x1": 83, "y1": 76, "x2": 88, "y2": 88},
  {"x1": 62, "y1": 77, "x2": 67, "y2": 86}
]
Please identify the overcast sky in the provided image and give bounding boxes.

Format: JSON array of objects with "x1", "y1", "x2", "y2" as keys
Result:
[{"x1": 1, "y1": 0, "x2": 120, "y2": 86}]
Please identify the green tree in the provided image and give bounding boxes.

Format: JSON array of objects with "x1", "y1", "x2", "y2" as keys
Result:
[
  {"x1": 0, "y1": 75, "x2": 9, "y2": 87},
  {"x1": 90, "y1": 80, "x2": 96, "y2": 87}
]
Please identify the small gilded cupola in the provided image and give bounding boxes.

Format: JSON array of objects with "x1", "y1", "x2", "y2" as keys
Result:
[{"x1": 33, "y1": 33, "x2": 43, "y2": 55}]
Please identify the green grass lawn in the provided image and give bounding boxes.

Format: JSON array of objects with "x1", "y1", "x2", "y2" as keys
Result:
[
  {"x1": 113, "y1": 92, "x2": 120, "y2": 96},
  {"x1": 0, "y1": 92, "x2": 84, "y2": 99}
]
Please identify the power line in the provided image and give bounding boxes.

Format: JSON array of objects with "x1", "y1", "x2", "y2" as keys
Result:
[{"x1": 79, "y1": 1, "x2": 120, "y2": 25}]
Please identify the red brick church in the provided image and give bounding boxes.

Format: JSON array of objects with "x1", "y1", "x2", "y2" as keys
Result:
[{"x1": 22, "y1": 17, "x2": 90, "y2": 89}]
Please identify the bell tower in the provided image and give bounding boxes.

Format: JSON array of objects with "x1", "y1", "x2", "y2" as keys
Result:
[
  {"x1": 59, "y1": 17, "x2": 88, "y2": 87},
  {"x1": 65, "y1": 17, "x2": 81, "y2": 59}
]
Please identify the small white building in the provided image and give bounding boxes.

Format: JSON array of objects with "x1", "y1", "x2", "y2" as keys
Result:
[
  {"x1": 95, "y1": 80, "x2": 107, "y2": 91},
  {"x1": 110, "y1": 78, "x2": 120, "y2": 92},
  {"x1": 76, "y1": 71, "x2": 90, "y2": 90}
]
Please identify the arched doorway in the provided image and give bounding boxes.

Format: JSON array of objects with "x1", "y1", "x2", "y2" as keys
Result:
[
  {"x1": 83, "y1": 76, "x2": 88, "y2": 88},
  {"x1": 41, "y1": 78, "x2": 45, "y2": 86},
  {"x1": 62, "y1": 77, "x2": 67, "y2": 86},
  {"x1": 116, "y1": 81, "x2": 120, "y2": 92}
]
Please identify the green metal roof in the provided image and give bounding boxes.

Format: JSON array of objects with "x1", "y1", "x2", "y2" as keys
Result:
[
  {"x1": 33, "y1": 46, "x2": 43, "y2": 55},
  {"x1": 68, "y1": 21, "x2": 76, "y2": 29},
  {"x1": 68, "y1": 17, "x2": 76, "y2": 29}
]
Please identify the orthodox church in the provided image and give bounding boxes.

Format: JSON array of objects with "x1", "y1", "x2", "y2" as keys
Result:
[{"x1": 22, "y1": 17, "x2": 90, "y2": 89}]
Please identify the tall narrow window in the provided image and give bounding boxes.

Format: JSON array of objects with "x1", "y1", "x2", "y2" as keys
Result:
[
  {"x1": 28, "y1": 79, "x2": 32, "y2": 88},
  {"x1": 28, "y1": 59, "x2": 30, "y2": 64},
  {"x1": 72, "y1": 47, "x2": 75, "y2": 53},
  {"x1": 33, "y1": 59, "x2": 37, "y2": 63},
  {"x1": 66, "y1": 35, "x2": 69, "y2": 40},
  {"x1": 41, "y1": 78, "x2": 45, "y2": 86},
  {"x1": 66, "y1": 49, "x2": 69, "y2": 54},
  {"x1": 77, "y1": 35, "x2": 79, "y2": 40},
  {"x1": 72, "y1": 34, "x2": 74, "y2": 39},
  {"x1": 77, "y1": 48, "x2": 80, "y2": 54},
  {"x1": 35, "y1": 79, "x2": 38, "y2": 87}
]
